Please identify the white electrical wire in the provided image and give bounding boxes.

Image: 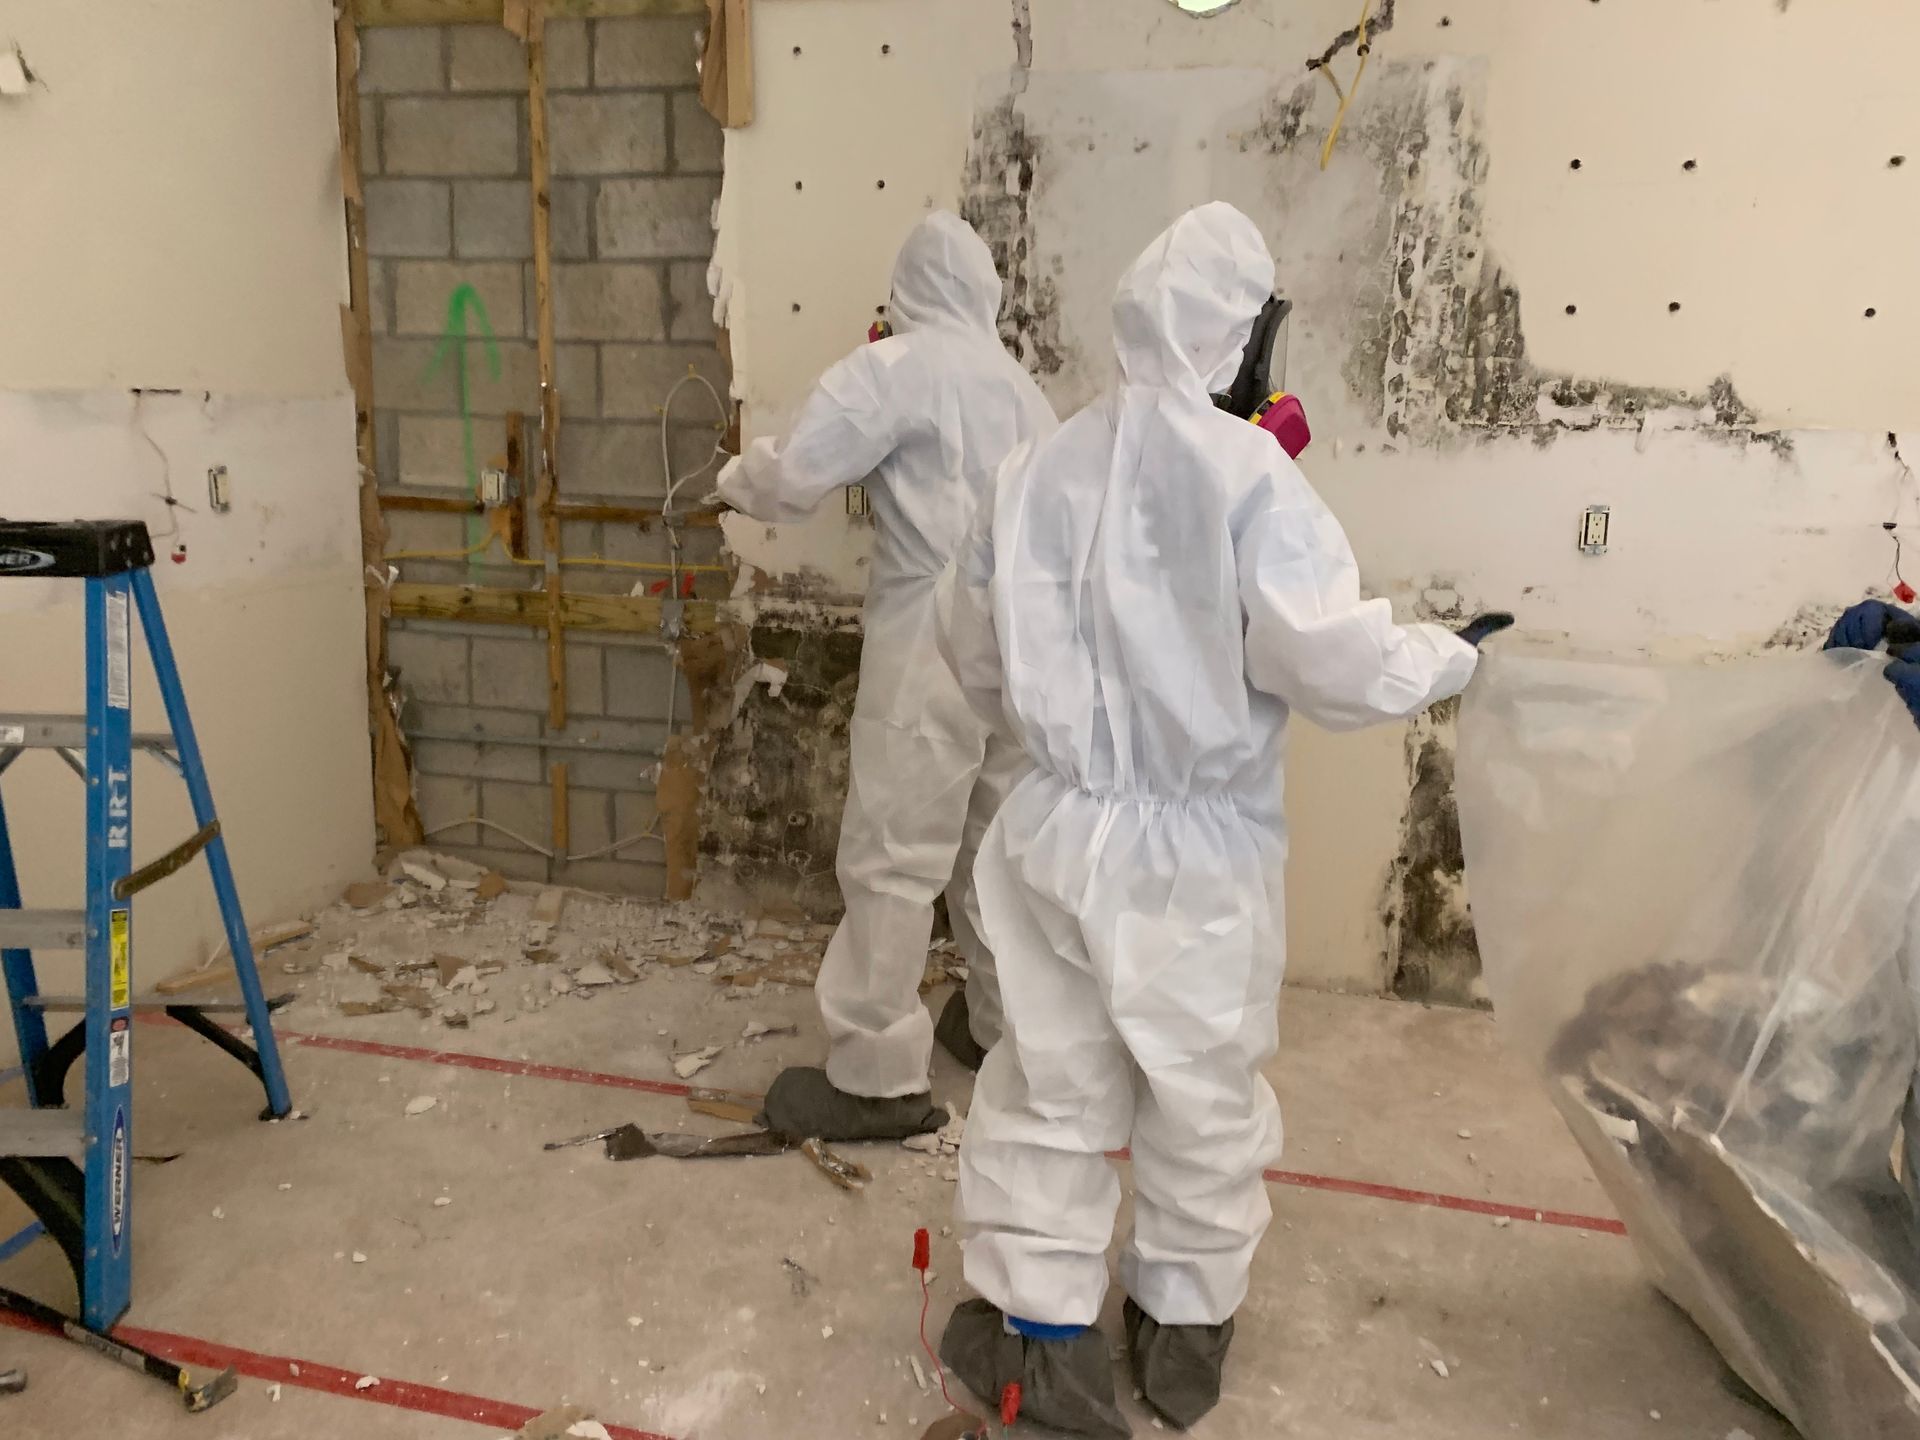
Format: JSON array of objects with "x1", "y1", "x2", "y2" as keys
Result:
[{"x1": 422, "y1": 814, "x2": 666, "y2": 864}]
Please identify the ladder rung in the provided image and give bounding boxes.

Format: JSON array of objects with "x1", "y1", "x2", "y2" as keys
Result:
[
  {"x1": 0, "y1": 1108, "x2": 87, "y2": 1160},
  {"x1": 0, "y1": 713, "x2": 174, "y2": 753},
  {"x1": 0, "y1": 909, "x2": 86, "y2": 950},
  {"x1": 21, "y1": 994, "x2": 292, "y2": 1015}
]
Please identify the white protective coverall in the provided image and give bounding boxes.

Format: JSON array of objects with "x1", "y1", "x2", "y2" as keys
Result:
[
  {"x1": 717, "y1": 211, "x2": 1056, "y2": 1099},
  {"x1": 943, "y1": 203, "x2": 1480, "y2": 1327}
]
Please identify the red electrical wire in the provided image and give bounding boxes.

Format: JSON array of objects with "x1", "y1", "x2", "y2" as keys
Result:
[{"x1": 918, "y1": 1266, "x2": 965, "y2": 1415}]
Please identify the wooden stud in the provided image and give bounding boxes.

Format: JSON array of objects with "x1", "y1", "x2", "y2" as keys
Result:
[
  {"x1": 336, "y1": 9, "x2": 424, "y2": 847},
  {"x1": 381, "y1": 494, "x2": 485, "y2": 515},
  {"x1": 355, "y1": 0, "x2": 701, "y2": 23},
  {"x1": 527, "y1": 4, "x2": 568, "y2": 730},
  {"x1": 553, "y1": 501, "x2": 723, "y2": 529},
  {"x1": 550, "y1": 761, "x2": 571, "y2": 855},
  {"x1": 389, "y1": 582, "x2": 720, "y2": 637}
]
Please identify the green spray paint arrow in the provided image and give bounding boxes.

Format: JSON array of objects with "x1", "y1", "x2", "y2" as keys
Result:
[{"x1": 423, "y1": 283, "x2": 502, "y2": 559}]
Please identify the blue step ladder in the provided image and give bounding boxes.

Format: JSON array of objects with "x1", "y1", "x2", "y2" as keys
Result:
[{"x1": 0, "y1": 519, "x2": 293, "y2": 1329}]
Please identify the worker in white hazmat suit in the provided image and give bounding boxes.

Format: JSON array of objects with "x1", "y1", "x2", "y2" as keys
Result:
[
  {"x1": 935, "y1": 203, "x2": 1508, "y2": 1435},
  {"x1": 716, "y1": 210, "x2": 1056, "y2": 1142}
]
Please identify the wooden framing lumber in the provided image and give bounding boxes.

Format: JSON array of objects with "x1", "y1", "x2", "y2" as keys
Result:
[
  {"x1": 355, "y1": 0, "x2": 702, "y2": 23},
  {"x1": 389, "y1": 582, "x2": 719, "y2": 637},
  {"x1": 336, "y1": 11, "x2": 424, "y2": 847}
]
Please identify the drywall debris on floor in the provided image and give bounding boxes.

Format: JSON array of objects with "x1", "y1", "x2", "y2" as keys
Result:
[{"x1": 270, "y1": 848, "x2": 965, "y2": 1039}]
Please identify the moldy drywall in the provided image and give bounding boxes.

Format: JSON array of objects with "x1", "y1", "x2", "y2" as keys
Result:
[{"x1": 706, "y1": 0, "x2": 1919, "y2": 999}]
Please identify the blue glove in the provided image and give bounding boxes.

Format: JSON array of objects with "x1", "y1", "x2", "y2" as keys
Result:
[
  {"x1": 1885, "y1": 658, "x2": 1920, "y2": 732},
  {"x1": 1825, "y1": 600, "x2": 1911, "y2": 652},
  {"x1": 1456, "y1": 612, "x2": 1515, "y2": 648}
]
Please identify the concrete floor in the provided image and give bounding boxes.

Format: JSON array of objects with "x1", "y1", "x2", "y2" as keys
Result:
[{"x1": 0, "y1": 883, "x2": 1790, "y2": 1439}]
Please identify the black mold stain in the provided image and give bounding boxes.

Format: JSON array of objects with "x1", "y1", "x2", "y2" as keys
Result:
[
  {"x1": 1360, "y1": 70, "x2": 1794, "y2": 457},
  {"x1": 964, "y1": 98, "x2": 1069, "y2": 378},
  {"x1": 1308, "y1": 0, "x2": 1397, "y2": 72},
  {"x1": 701, "y1": 624, "x2": 864, "y2": 916},
  {"x1": 1389, "y1": 729, "x2": 1484, "y2": 1007}
]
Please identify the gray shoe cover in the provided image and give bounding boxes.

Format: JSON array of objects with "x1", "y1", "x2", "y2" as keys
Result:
[
  {"x1": 934, "y1": 989, "x2": 987, "y2": 1071},
  {"x1": 1123, "y1": 1297, "x2": 1232, "y2": 1429},
  {"x1": 940, "y1": 1298, "x2": 1130, "y2": 1439},
  {"x1": 758, "y1": 1065, "x2": 945, "y2": 1142}
]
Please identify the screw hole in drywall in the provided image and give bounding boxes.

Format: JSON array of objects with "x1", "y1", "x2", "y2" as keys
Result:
[
  {"x1": 881, "y1": 43, "x2": 892, "y2": 54},
  {"x1": 1683, "y1": 159, "x2": 1698, "y2": 171},
  {"x1": 1439, "y1": 15, "x2": 1451, "y2": 26},
  {"x1": 791, "y1": 303, "x2": 802, "y2": 313},
  {"x1": 791, "y1": 45, "x2": 801, "y2": 55},
  {"x1": 1892, "y1": 156, "x2": 1908, "y2": 168},
  {"x1": 794, "y1": 180, "x2": 803, "y2": 190},
  {"x1": 1565, "y1": 304, "x2": 1578, "y2": 315},
  {"x1": 1865, "y1": 307, "x2": 1878, "y2": 319},
  {"x1": 1569, "y1": 158, "x2": 1583, "y2": 170},
  {"x1": 876, "y1": 179, "x2": 886, "y2": 189},
  {"x1": 1668, "y1": 302, "x2": 1682, "y2": 313}
]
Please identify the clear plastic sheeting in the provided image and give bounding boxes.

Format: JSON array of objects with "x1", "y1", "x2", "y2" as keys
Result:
[{"x1": 1457, "y1": 649, "x2": 1920, "y2": 1438}]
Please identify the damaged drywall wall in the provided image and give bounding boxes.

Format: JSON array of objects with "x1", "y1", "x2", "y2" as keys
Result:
[
  {"x1": 709, "y1": 0, "x2": 1918, "y2": 981},
  {"x1": 699, "y1": 611, "x2": 864, "y2": 915},
  {"x1": 0, "y1": 0, "x2": 370, "y2": 988}
]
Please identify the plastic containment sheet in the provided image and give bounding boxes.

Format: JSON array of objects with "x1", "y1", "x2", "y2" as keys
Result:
[{"x1": 1457, "y1": 648, "x2": 1920, "y2": 1437}]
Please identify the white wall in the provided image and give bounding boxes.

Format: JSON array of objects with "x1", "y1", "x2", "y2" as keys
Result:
[
  {"x1": 713, "y1": 0, "x2": 1920, "y2": 994},
  {"x1": 0, "y1": 1, "x2": 371, "y2": 1000}
]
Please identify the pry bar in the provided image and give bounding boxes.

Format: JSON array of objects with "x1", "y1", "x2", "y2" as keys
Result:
[{"x1": 0, "y1": 1285, "x2": 237, "y2": 1413}]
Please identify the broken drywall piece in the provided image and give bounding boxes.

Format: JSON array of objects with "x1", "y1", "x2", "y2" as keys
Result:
[
  {"x1": 672, "y1": 1045, "x2": 723, "y2": 1078},
  {"x1": 475, "y1": 871, "x2": 510, "y2": 901},
  {"x1": 343, "y1": 880, "x2": 393, "y2": 910},
  {"x1": 532, "y1": 887, "x2": 567, "y2": 925},
  {"x1": 566, "y1": 1424, "x2": 613, "y2": 1440},
  {"x1": 741, "y1": 1020, "x2": 796, "y2": 1041},
  {"x1": 400, "y1": 859, "x2": 447, "y2": 892},
  {"x1": 404, "y1": 1096, "x2": 438, "y2": 1117},
  {"x1": 572, "y1": 960, "x2": 617, "y2": 987},
  {"x1": 517, "y1": 1405, "x2": 592, "y2": 1440}
]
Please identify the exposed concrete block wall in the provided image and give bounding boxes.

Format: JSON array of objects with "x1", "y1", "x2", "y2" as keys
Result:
[{"x1": 359, "y1": 17, "x2": 730, "y2": 893}]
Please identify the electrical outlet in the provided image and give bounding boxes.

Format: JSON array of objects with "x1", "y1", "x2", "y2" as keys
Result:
[
  {"x1": 207, "y1": 465, "x2": 231, "y2": 514},
  {"x1": 846, "y1": 485, "x2": 870, "y2": 518},
  {"x1": 479, "y1": 468, "x2": 513, "y2": 507},
  {"x1": 1580, "y1": 505, "x2": 1611, "y2": 555}
]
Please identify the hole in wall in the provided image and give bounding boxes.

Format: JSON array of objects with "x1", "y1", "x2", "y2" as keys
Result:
[
  {"x1": 1668, "y1": 301, "x2": 1682, "y2": 312},
  {"x1": 1865, "y1": 307, "x2": 1878, "y2": 318},
  {"x1": 791, "y1": 303, "x2": 802, "y2": 313},
  {"x1": 794, "y1": 180, "x2": 803, "y2": 191},
  {"x1": 1569, "y1": 158, "x2": 1583, "y2": 170},
  {"x1": 881, "y1": 43, "x2": 892, "y2": 54},
  {"x1": 876, "y1": 179, "x2": 886, "y2": 189},
  {"x1": 1683, "y1": 158, "x2": 1698, "y2": 171},
  {"x1": 1565, "y1": 304, "x2": 1578, "y2": 315}
]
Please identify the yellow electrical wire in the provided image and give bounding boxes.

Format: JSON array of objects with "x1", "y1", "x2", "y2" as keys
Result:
[{"x1": 1316, "y1": 0, "x2": 1374, "y2": 171}]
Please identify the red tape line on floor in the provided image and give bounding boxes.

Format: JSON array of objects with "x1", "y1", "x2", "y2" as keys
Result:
[
  {"x1": 0, "y1": 1307, "x2": 674, "y2": 1439},
  {"x1": 269, "y1": 1026, "x2": 1625, "y2": 1237},
  {"x1": 1262, "y1": 1168, "x2": 1626, "y2": 1235}
]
